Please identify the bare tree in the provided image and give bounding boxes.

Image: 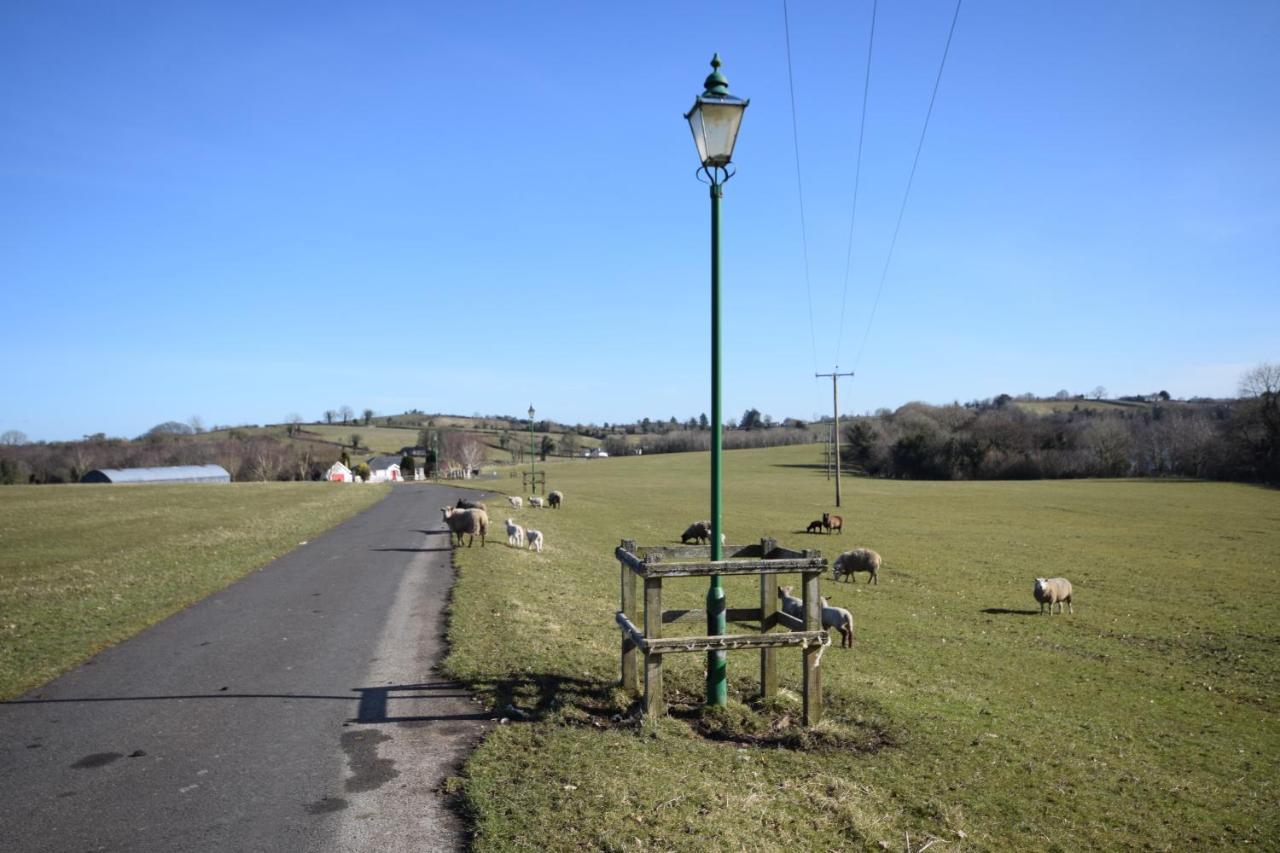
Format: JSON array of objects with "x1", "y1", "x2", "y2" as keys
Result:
[
  {"x1": 188, "y1": 415, "x2": 205, "y2": 434},
  {"x1": 362, "y1": 408, "x2": 374, "y2": 426},
  {"x1": 1237, "y1": 362, "x2": 1280, "y2": 481},
  {"x1": 339, "y1": 405, "x2": 354, "y2": 425},
  {"x1": 0, "y1": 430, "x2": 27, "y2": 446},
  {"x1": 324, "y1": 410, "x2": 336, "y2": 425},
  {"x1": 458, "y1": 437, "x2": 484, "y2": 477},
  {"x1": 1091, "y1": 386, "x2": 1108, "y2": 401},
  {"x1": 285, "y1": 413, "x2": 303, "y2": 436}
]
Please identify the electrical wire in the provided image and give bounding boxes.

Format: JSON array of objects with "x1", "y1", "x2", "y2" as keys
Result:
[
  {"x1": 833, "y1": 0, "x2": 878, "y2": 369},
  {"x1": 852, "y1": 0, "x2": 963, "y2": 372},
  {"x1": 782, "y1": 0, "x2": 820, "y2": 380}
]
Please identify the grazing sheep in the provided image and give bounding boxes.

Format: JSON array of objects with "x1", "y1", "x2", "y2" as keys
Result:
[
  {"x1": 680, "y1": 520, "x2": 712, "y2": 545},
  {"x1": 806, "y1": 519, "x2": 824, "y2": 534},
  {"x1": 441, "y1": 506, "x2": 488, "y2": 548},
  {"x1": 778, "y1": 586, "x2": 855, "y2": 648},
  {"x1": 505, "y1": 518, "x2": 525, "y2": 548},
  {"x1": 507, "y1": 496, "x2": 523, "y2": 508},
  {"x1": 822, "y1": 512, "x2": 844, "y2": 534},
  {"x1": 548, "y1": 490, "x2": 563, "y2": 509},
  {"x1": 526, "y1": 528, "x2": 544, "y2": 553},
  {"x1": 456, "y1": 498, "x2": 487, "y2": 512},
  {"x1": 529, "y1": 495, "x2": 546, "y2": 508},
  {"x1": 1034, "y1": 577, "x2": 1074, "y2": 614},
  {"x1": 832, "y1": 548, "x2": 881, "y2": 584}
]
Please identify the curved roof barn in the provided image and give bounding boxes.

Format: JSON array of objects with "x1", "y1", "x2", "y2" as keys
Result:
[{"x1": 81, "y1": 465, "x2": 231, "y2": 484}]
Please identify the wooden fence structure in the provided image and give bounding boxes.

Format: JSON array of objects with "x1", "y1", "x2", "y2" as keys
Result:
[{"x1": 615, "y1": 538, "x2": 830, "y2": 726}]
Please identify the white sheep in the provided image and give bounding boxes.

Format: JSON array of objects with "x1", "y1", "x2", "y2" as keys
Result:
[
  {"x1": 508, "y1": 495, "x2": 523, "y2": 508},
  {"x1": 529, "y1": 495, "x2": 546, "y2": 508},
  {"x1": 832, "y1": 548, "x2": 881, "y2": 584},
  {"x1": 505, "y1": 518, "x2": 525, "y2": 548},
  {"x1": 441, "y1": 506, "x2": 488, "y2": 548},
  {"x1": 1034, "y1": 577, "x2": 1074, "y2": 614},
  {"x1": 778, "y1": 586, "x2": 855, "y2": 648},
  {"x1": 525, "y1": 528, "x2": 544, "y2": 553}
]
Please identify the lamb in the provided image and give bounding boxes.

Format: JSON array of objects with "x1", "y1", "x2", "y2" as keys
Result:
[
  {"x1": 1034, "y1": 577, "x2": 1074, "y2": 614},
  {"x1": 548, "y1": 490, "x2": 563, "y2": 509},
  {"x1": 806, "y1": 519, "x2": 824, "y2": 534},
  {"x1": 822, "y1": 512, "x2": 844, "y2": 534},
  {"x1": 441, "y1": 506, "x2": 488, "y2": 547},
  {"x1": 529, "y1": 495, "x2": 546, "y2": 508},
  {"x1": 525, "y1": 528, "x2": 544, "y2": 553},
  {"x1": 680, "y1": 520, "x2": 712, "y2": 544},
  {"x1": 456, "y1": 498, "x2": 487, "y2": 512},
  {"x1": 832, "y1": 548, "x2": 881, "y2": 584},
  {"x1": 777, "y1": 586, "x2": 855, "y2": 648},
  {"x1": 507, "y1": 496, "x2": 523, "y2": 508},
  {"x1": 505, "y1": 518, "x2": 525, "y2": 548}
]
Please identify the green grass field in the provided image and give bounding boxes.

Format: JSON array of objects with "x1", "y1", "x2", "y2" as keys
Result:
[
  {"x1": 0, "y1": 482, "x2": 388, "y2": 700},
  {"x1": 444, "y1": 444, "x2": 1279, "y2": 851}
]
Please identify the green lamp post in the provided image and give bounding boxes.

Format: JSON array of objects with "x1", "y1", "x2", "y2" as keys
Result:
[
  {"x1": 528, "y1": 404, "x2": 536, "y2": 490},
  {"x1": 685, "y1": 54, "x2": 748, "y2": 707}
]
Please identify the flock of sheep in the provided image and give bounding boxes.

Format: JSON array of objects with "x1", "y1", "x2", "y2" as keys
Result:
[
  {"x1": 439, "y1": 490, "x2": 564, "y2": 554},
  {"x1": 441, "y1": 489, "x2": 1074, "y2": 651}
]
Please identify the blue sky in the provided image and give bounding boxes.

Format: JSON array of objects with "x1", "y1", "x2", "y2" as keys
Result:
[{"x1": 3, "y1": 1, "x2": 1277, "y2": 441}]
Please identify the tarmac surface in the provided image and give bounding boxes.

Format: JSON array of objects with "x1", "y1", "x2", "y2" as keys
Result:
[{"x1": 0, "y1": 483, "x2": 492, "y2": 852}]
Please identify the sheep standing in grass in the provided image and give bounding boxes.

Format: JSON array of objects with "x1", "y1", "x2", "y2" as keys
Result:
[
  {"x1": 832, "y1": 548, "x2": 881, "y2": 584},
  {"x1": 1034, "y1": 577, "x2": 1074, "y2": 614},
  {"x1": 777, "y1": 586, "x2": 855, "y2": 648},
  {"x1": 456, "y1": 498, "x2": 487, "y2": 512},
  {"x1": 806, "y1": 519, "x2": 824, "y2": 534},
  {"x1": 681, "y1": 520, "x2": 712, "y2": 544},
  {"x1": 526, "y1": 528, "x2": 544, "y2": 553},
  {"x1": 822, "y1": 512, "x2": 844, "y2": 534},
  {"x1": 529, "y1": 495, "x2": 546, "y2": 508},
  {"x1": 505, "y1": 518, "x2": 525, "y2": 548},
  {"x1": 508, "y1": 496, "x2": 523, "y2": 508},
  {"x1": 441, "y1": 506, "x2": 488, "y2": 548},
  {"x1": 548, "y1": 490, "x2": 563, "y2": 509}
]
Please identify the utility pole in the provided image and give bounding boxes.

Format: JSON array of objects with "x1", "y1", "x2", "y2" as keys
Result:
[{"x1": 815, "y1": 369, "x2": 855, "y2": 507}]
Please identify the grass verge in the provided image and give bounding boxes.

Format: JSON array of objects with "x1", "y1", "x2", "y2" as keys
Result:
[{"x1": 0, "y1": 481, "x2": 388, "y2": 699}]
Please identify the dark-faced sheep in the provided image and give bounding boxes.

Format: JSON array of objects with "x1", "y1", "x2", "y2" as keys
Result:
[
  {"x1": 441, "y1": 506, "x2": 487, "y2": 547},
  {"x1": 778, "y1": 586, "x2": 855, "y2": 648},
  {"x1": 680, "y1": 520, "x2": 712, "y2": 544},
  {"x1": 832, "y1": 548, "x2": 881, "y2": 584},
  {"x1": 1034, "y1": 577, "x2": 1073, "y2": 614},
  {"x1": 822, "y1": 512, "x2": 843, "y2": 534},
  {"x1": 806, "y1": 519, "x2": 824, "y2": 534},
  {"x1": 455, "y1": 498, "x2": 487, "y2": 512},
  {"x1": 548, "y1": 490, "x2": 563, "y2": 509}
]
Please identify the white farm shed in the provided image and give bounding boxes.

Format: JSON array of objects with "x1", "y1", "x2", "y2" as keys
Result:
[
  {"x1": 325, "y1": 461, "x2": 353, "y2": 482},
  {"x1": 81, "y1": 465, "x2": 231, "y2": 484},
  {"x1": 366, "y1": 455, "x2": 402, "y2": 483}
]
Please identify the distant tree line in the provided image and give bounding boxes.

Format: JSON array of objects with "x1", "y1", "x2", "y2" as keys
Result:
[
  {"x1": 0, "y1": 429, "x2": 340, "y2": 485},
  {"x1": 841, "y1": 364, "x2": 1279, "y2": 484}
]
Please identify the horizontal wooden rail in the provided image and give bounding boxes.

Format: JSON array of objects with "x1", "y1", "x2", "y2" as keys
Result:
[
  {"x1": 662, "y1": 607, "x2": 761, "y2": 625},
  {"x1": 616, "y1": 611, "x2": 827, "y2": 655}
]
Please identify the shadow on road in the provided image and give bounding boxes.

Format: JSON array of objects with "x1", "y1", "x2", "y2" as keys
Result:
[{"x1": 353, "y1": 682, "x2": 489, "y2": 724}]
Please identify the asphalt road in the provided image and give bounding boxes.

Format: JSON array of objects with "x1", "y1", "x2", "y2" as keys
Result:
[{"x1": 0, "y1": 484, "x2": 493, "y2": 852}]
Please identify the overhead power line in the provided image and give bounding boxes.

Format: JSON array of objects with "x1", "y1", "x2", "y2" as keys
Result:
[
  {"x1": 834, "y1": 0, "x2": 878, "y2": 369},
  {"x1": 852, "y1": 0, "x2": 963, "y2": 373},
  {"x1": 781, "y1": 0, "x2": 820, "y2": 379}
]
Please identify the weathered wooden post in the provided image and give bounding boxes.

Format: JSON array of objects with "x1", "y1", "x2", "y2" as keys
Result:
[
  {"x1": 643, "y1": 575, "x2": 665, "y2": 717},
  {"x1": 759, "y1": 537, "x2": 778, "y2": 700},
  {"x1": 620, "y1": 539, "x2": 639, "y2": 695},
  {"x1": 802, "y1": 568, "x2": 823, "y2": 726}
]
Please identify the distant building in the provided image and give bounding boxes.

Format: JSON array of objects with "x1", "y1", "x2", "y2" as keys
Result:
[
  {"x1": 324, "y1": 461, "x2": 353, "y2": 483},
  {"x1": 81, "y1": 464, "x2": 231, "y2": 485},
  {"x1": 366, "y1": 455, "x2": 403, "y2": 483}
]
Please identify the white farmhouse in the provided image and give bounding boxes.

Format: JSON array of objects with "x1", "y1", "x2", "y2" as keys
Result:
[
  {"x1": 324, "y1": 461, "x2": 353, "y2": 482},
  {"x1": 366, "y1": 455, "x2": 403, "y2": 483}
]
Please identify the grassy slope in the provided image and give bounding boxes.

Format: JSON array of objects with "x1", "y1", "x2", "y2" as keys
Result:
[
  {"x1": 0, "y1": 482, "x2": 388, "y2": 699},
  {"x1": 445, "y1": 445, "x2": 1279, "y2": 851}
]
